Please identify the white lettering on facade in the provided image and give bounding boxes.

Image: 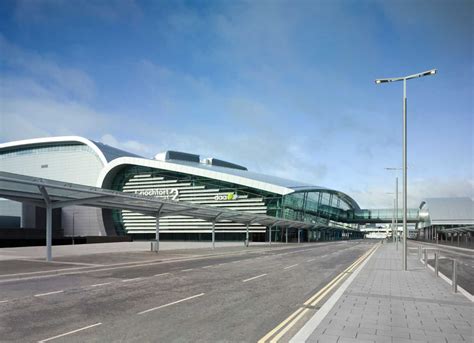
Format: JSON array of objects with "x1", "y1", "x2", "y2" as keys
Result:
[{"x1": 135, "y1": 188, "x2": 179, "y2": 201}]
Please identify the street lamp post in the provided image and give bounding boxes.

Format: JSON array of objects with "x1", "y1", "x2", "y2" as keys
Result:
[{"x1": 376, "y1": 69, "x2": 436, "y2": 271}]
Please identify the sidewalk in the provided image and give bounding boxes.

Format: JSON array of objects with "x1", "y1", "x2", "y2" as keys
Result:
[{"x1": 293, "y1": 243, "x2": 473, "y2": 343}]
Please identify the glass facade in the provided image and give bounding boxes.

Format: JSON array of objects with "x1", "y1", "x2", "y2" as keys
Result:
[{"x1": 106, "y1": 165, "x2": 363, "y2": 236}]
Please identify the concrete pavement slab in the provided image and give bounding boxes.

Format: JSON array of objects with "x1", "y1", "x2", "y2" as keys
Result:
[{"x1": 292, "y1": 243, "x2": 473, "y2": 343}]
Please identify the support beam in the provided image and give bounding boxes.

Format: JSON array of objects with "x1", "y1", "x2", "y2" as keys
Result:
[
  {"x1": 269, "y1": 225, "x2": 272, "y2": 245},
  {"x1": 154, "y1": 204, "x2": 163, "y2": 253},
  {"x1": 246, "y1": 223, "x2": 249, "y2": 247},
  {"x1": 46, "y1": 203, "x2": 52, "y2": 262},
  {"x1": 211, "y1": 213, "x2": 224, "y2": 250},
  {"x1": 50, "y1": 195, "x2": 112, "y2": 209},
  {"x1": 38, "y1": 186, "x2": 51, "y2": 204},
  {"x1": 37, "y1": 185, "x2": 52, "y2": 262}
]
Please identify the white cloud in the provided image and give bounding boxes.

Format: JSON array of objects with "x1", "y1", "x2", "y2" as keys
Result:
[{"x1": 0, "y1": 34, "x2": 96, "y2": 101}]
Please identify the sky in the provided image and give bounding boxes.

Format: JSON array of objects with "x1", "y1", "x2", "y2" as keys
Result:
[{"x1": 0, "y1": 0, "x2": 472, "y2": 209}]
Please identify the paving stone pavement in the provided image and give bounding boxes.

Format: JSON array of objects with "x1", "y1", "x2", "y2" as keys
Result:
[{"x1": 304, "y1": 243, "x2": 473, "y2": 343}]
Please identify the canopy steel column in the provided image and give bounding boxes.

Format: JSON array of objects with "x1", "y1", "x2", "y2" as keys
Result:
[
  {"x1": 245, "y1": 223, "x2": 249, "y2": 247},
  {"x1": 38, "y1": 185, "x2": 52, "y2": 262},
  {"x1": 154, "y1": 204, "x2": 163, "y2": 253},
  {"x1": 46, "y1": 203, "x2": 52, "y2": 262},
  {"x1": 211, "y1": 213, "x2": 224, "y2": 249},
  {"x1": 298, "y1": 229, "x2": 301, "y2": 243},
  {"x1": 269, "y1": 225, "x2": 272, "y2": 245}
]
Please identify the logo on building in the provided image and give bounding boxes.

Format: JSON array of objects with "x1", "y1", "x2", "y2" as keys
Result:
[
  {"x1": 135, "y1": 188, "x2": 179, "y2": 201},
  {"x1": 214, "y1": 192, "x2": 239, "y2": 201}
]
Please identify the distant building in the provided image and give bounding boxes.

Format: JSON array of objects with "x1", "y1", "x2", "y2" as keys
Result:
[
  {"x1": 417, "y1": 197, "x2": 474, "y2": 244},
  {"x1": 1, "y1": 136, "x2": 362, "y2": 241}
]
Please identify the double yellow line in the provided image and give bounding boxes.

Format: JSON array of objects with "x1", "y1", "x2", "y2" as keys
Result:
[{"x1": 258, "y1": 244, "x2": 379, "y2": 343}]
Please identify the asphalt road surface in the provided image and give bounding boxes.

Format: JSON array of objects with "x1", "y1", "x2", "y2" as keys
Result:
[{"x1": 0, "y1": 240, "x2": 375, "y2": 342}]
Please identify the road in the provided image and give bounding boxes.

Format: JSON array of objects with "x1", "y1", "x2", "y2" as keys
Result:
[
  {"x1": 0, "y1": 240, "x2": 375, "y2": 342},
  {"x1": 408, "y1": 240, "x2": 474, "y2": 295}
]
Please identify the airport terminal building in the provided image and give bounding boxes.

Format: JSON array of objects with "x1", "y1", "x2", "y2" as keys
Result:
[{"x1": 0, "y1": 136, "x2": 364, "y2": 242}]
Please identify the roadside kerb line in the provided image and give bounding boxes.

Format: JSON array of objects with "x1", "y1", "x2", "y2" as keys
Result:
[
  {"x1": 303, "y1": 246, "x2": 374, "y2": 306},
  {"x1": 283, "y1": 264, "x2": 298, "y2": 270},
  {"x1": 137, "y1": 293, "x2": 205, "y2": 315},
  {"x1": 37, "y1": 322, "x2": 102, "y2": 342},
  {"x1": 242, "y1": 274, "x2": 267, "y2": 283},
  {"x1": 34, "y1": 290, "x2": 64, "y2": 297},
  {"x1": 258, "y1": 244, "x2": 378, "y2": 343}
]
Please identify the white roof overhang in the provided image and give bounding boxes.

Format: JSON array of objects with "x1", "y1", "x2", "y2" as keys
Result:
[
  {"x1": 97, "y1": 157, "x2": 295, "y2": 195},
  {"x1": 0, "y1": 136, "x2": 108, "y2": 166}
]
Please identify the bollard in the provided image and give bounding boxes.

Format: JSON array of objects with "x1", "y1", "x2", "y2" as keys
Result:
[
  {"x1": 423, "y1": 249, "x2": 428, "y2": 268},
  {"x1": 434, "y1": 252, "x2": 439, "y2": 277},
  {"x1": 452, "y1": 259, "x2": 457, "y2": 293},
  {"x1": 418, "y1": 246, "x2": 421, "y2": 260}
]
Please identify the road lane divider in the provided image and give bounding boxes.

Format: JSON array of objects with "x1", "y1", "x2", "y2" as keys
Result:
[
  {"x1": 283, "y1": 264, "x2": 298, "y2": 270},
  {"x1": 137, "y1": 293, "x2": 205, "y2": 315},
  {"x1": 242, "y1": 274, "x2": 267, "y2": 283},
  {"x1": 89, "y1": 282, "x2": 112, "y2": 288},
  {"x1": 34, "y1": 290, "x2": 64, "y2": 297},
  {"x1": 154, "y1": 272, "x2": 170, "y2": 277},
  {"x1": 122, "y1": 277, "x2": 144, "y2": 283},
  {"x1": 37, "y1": 322, "x2": 102, "y2": 342},
  {"x1": 258, "y1": 244, "x2": 379, "y2": 343}
]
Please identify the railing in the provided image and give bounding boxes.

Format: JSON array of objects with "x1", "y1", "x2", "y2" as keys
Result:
[{"x1": 418, "y1": 246, "x2": 458, "y2": 293}]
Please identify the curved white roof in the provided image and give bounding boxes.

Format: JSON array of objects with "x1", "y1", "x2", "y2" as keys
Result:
[
  {"x1": 420, "y1": 197, "x2": 474, "y2": 226},
  {"x1": 0, "y1": 136, "x2": 139, "y2": 165},
  {"x1": 97, "y1": 156, "x2": 360, "y2": 210}
]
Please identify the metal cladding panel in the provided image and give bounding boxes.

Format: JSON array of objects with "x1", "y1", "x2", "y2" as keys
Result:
[
  {"x1": 421, "y1": 197, "x2": 474, "y2": 225},
  {"x1": 121, "y1": 173, "x2": 267, "y2": 234},
  {"x1": 0, "y1": 138, "x2": 108, "y2": 236}
]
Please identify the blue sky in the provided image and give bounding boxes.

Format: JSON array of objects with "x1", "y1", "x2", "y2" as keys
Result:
[{"x1": 0, "y1": 0, "x2": 472, "y2": 208}]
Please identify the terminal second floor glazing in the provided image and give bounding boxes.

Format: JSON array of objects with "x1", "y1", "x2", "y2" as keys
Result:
[{"x1": 105, "y1": 165, "x2": 362, "y2": 233}]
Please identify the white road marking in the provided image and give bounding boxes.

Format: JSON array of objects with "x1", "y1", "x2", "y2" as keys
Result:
[
  {"x1": 202, "y1": 265, "x2": 213, "y2": 269},
  {"x1": 34, "y1": 290, "x2": 64, "y2": 297},
  {"x1": 122, "y1": 277, "x2": 144, "y2": 283},
  {"x1": 181, "y1": 269, "x2": 193, "y2": 272},
  {"x1": 0, "y1": 300, "x2": 9, "y2": 303},
  {"x1": 242, "y1": 274, "x2": 267, "y2": 283},
  {"x1": 137, "y1": 293, "x2": 205, "y2": 315},
  {"x1": 89, "y1": 282, "x2": 112, "y2": 288},
  {"x1": 38, "y1": 322, "x2": 102, "y2": 342},
  {"x1": 306, "y1": 259, "x2": 316, "y2": 263},
  {"x1": 154, "y1": 272, "x2": 170, "y2": 277},
  {"x1": 284, "y1": 264, "x2": 298, "y2": 270},
  {"x1": 0, "y1": 245, "x2": 319, "y2": 283}
]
